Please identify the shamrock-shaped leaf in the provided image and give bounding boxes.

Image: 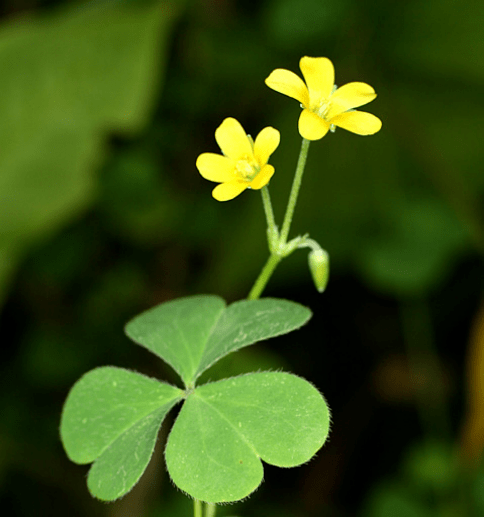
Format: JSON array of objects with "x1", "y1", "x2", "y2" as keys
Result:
[
  {"x1": 60, "y1": 367, "x2": 183, "y2": 500},
  {"x1": 165, "y1": 371, "x2": 330, "y2": 503},
  {"x1": 124, "y1": 295, "x2": 312, "y2": 387},
  {"x1": 61, "y1": 295, "x2": 330, "y2": 503}
]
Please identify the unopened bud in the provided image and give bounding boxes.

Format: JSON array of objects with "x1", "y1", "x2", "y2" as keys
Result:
[{"x1": 308, "y1": 249, "x2": 329, "y2": 293}]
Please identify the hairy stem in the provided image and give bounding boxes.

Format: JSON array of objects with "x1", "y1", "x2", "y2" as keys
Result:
[
  {"x1": 247, "y1": 138, "x2": 311, "y2": 300},
  {"x1": 280, "y1": 138, "x2": 310, "y2": 243}
]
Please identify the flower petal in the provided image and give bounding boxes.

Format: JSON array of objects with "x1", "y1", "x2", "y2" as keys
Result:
[
  {"x1": 249, "y1": 164, "x2": 275, "y2": 190},
  {"x1": 265, "y1": 69, "x2": 309, "y2": 107},
  {"x1": 328, "y1": 82, "x2": 377, "y2": 118},
  {"x1": 253, "y1": 127, "x2": 280, "y2": 167},
  {"x1": 212, "y1": 179, "x2": 248, "y2": 201},
  {"x1": 331, "y1": 110, "x2": 382, "y2": 135},
  {"x1": 196, "y1": 153, "x2": 235, "y2": 183},
  {"x1": 300, "y1": 57, "x2": 334, "y2": 103},
  {"x1": 215, "y1": 118, "x2": 253, "y2": 161},
  {"x1": 298, "y1": 109, "x2": 330, "y2": 141}
]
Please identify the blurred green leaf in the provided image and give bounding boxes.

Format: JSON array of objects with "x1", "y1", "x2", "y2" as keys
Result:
[
  {"x1": 263, "y1": 0, "x2": 350, "y2": 48},
  {"x1": 359, "y1": 196, "x2": 469, "y2": 296},
  {"x1": 364, "y1": 484, "x2": 435, "y2": 517},
  {"x1": 402, "y1": 441, "x2": 458, "y2": 493},
  {"x1": 0, "y1": 0, "x2": 181, "y2": 308}
]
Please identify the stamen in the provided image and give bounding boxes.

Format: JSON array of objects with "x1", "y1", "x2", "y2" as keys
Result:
[
  {"x1": 235, "y1": 157, "x2": 259, "y2": 181},
  {"x1": 316, "y1": 99, "x2": 330, "y2": 119}
]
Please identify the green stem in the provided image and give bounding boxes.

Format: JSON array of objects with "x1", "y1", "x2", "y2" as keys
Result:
[
  {"x1": 247, "y1": 253, "x2": 282, "y2": 301},
  {"x1": 247, "y1": 138, "x2": 311, "y2": 300},
  {"x1": 280, "y1": 138, "x2": 310, "y2": 243},
  {"x1": 194, "y1": 499, "x2": 202, "y2": 517},
  {"x1": 261, "y1": 186, "x2": 276, "y2": 232},
  {"x1": 205, "y1": 502, "x2": 217, "y2": 517}
]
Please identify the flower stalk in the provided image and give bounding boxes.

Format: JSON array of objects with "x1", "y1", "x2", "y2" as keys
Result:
[
  {"x1": 280, "y1": 138, "x2": 310, "y2": 243},
  {"x1": 248, "y1": 138, "x2": 312, "y2": 300},
  {"x1": 261, "y1": 186, "x2": 278, "y2": 252},
  {"x1": 247, "y1": 253, "x2": 282, "y2": 301}
]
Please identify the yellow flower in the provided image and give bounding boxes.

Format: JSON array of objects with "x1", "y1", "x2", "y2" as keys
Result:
[
  {"x1": 196, "y1": 117, "x2": 280, "y2": 201},
  {"x1": 265, "y1": 56, "x2": 382, "y2": 141}
]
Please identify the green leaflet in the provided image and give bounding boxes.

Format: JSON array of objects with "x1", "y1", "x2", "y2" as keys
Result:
[
  {"x1": 60, "y1": 367, "x2": 183, "y2": 500},
  {"x1": 165, "y1": 372, "x2": 330, "y2": 503},
  {"x1": 124, "y1": 295, "x2": 312, "y2": 387},
  {"x1": 86, "y1": 406, "x2": 173, "y2": 501}
]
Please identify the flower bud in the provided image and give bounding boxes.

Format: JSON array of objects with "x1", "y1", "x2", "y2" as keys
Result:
[{"x1": 308, "y1": 249, "x2": 329, "y2": 293}]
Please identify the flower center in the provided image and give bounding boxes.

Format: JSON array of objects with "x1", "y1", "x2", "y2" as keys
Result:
[
  {"x1": 235, "y1": 156, "x2": 259, "y2": 181},
  {"x1": 315, "y1": 99, "x2": 331, "y2": 120}
]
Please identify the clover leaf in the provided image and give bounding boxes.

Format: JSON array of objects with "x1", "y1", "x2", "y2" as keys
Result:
[
  {"x1": 60, "y1": 366, "x2": 183, "y2": 500},
  {"x1": 124, "y1": 295, "x2": 312, "y2": 387},
  {"x1": 60, "y1": 295, "x2": 330, "y2": 503},
  {"x1": 165, "y1": 371, "x2": 330, "y2": 503}
]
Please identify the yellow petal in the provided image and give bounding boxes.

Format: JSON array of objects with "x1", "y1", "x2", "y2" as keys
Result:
[
  {"x1": 253, "y1": 127, "x2": 280, "y2": 167},
  {"x1": 328, "y1": 82, "x2": 377, "y2": 118},
  {"x1": 300, "y1": 56, "x2": 334, "y2": 103},
  {"x1": 215, "y1": 118, "x2": 253, "y2": 161},
  {"x1": 298, "y1": 109, "x2": 330, "y2": 140},
  {"x1": 265, "y1": 68, "x2": 309, "y2": 107},
  {"x1": 212, "y1": 179, "x2": 248, "y2": 201},
  {"x1": 331, "y1": 110, "x2": 382, "y2": 135},
  {"x1": 196, "y1": 153, "x2": 235, "y2": 183},
  {"x1": 249, "y1": 164, "x2": 275, "y2": 190}
]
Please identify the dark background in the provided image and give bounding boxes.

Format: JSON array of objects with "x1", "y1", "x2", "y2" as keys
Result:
[{"x1": 1, "y1": 0, "x2": 484, "y2": 515}]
